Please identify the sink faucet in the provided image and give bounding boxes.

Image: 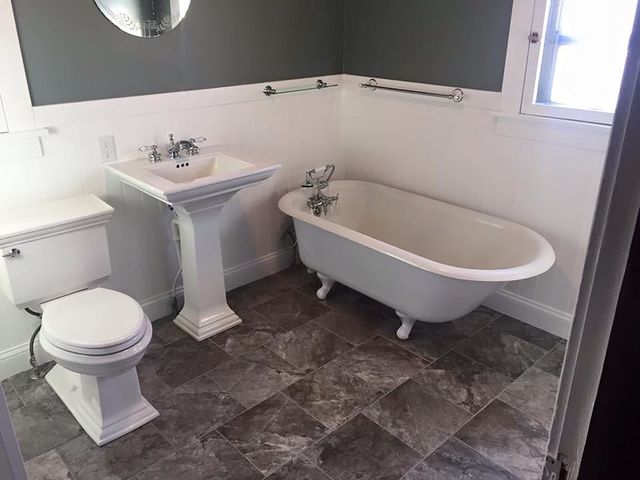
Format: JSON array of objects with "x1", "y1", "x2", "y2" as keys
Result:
[
  {"x1": 302, "y1": 164, "x2": 338, "y2": 216},
  {"x1": 166, "y1": 134, "x2": 207, "y2": 159}
]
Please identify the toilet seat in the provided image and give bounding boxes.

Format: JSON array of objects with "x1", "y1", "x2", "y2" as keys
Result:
[{"x1": 41, "y1": 288, "x2": 147, "y2": 356}]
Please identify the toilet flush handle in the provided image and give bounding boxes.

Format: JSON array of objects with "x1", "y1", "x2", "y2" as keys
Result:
[{"x1": 1, "y1": 248, "x2": 21, "y2": 258}]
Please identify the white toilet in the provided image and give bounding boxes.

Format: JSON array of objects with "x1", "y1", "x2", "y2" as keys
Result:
[{"x1": 0, "y1": 195, "x2": 158, "y2": 446}]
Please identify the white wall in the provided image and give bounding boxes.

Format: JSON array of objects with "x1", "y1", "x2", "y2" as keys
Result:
[
  {"x1": 0, "y1": 73, "x2": 610, "y2": 378},
  {"x1": 0, "y1": 78, "x2": 343, "y2": 379},
  {"x1": 341, "y1": 76, "x2": 608, "y2": 337}
]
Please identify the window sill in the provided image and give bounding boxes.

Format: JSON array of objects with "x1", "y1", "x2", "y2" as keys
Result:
[{"x1": 488, "y1": 111, "x2": 611, "y2": 152}]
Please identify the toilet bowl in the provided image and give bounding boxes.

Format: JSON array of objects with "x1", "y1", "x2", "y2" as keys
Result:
[
  {"x1": 38, "y1": 288, "x2": 158, "y2": 446},
  {"x1": 0, "y1": 195, "x2": 159, "y2": 446}
]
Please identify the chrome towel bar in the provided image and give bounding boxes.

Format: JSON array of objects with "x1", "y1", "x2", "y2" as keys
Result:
[
  {"x1": 263, "y1": 79, "x2": 338, "y2": 97},
  {"x1": 359, "y1": 78, "x2": 464, "y2": 103}
]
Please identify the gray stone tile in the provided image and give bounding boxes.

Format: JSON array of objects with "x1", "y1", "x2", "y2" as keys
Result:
[
  {"x1": 406, "y1": 438, "x2": 517, "y2": 480},
  {"x1": 284, "y1": 362, "x2": 381, "y2": 429},
  {"x1": 58, "y1": 424, "x2": 173, "y2": 480},
  {"x1": 208, "y1": 346, "x2": 307, "y2": 408},
  {"x1": 133, "y1": 430, "x2": 262, "y2": 480},
  {"x1": 24, "y1": 449, "x2": 74, "y2": 480},
  {"x1": 456, "y1": 400, "x2": 548, "y2": 480},
  {"x1": 314, "y1": 305, "x2": 387, "y2": 345},
  {"x1": 492, "y1": 315, "x2": 562, "y2": 351},
  {"x1": 455, "y1": 327, "x2": 547, "y2": 379},
  {"x1": 337, "y1": 336, "x2": 429, "y2": 392},
  {"x1": 141, "y1": 336, "x2": 232, "y2": 388},
  {"x1": 145, "y1": 332, "x2": 166, "y2": 352},
  {"x1": 305, "y1": 414, "x2": 421, "y2": 480},
  {"x1": 211, "y1": 309, "x2": 283, "y2": 357},
  {"x1": 382, "y1": 307, "x2": 498, "y2": 360},
  {"x1": 137, "y1": 358, "x2": 172, "y2": 402},
  {"x1": 536, "y1": 341, "x2": 567, "y2": 377},
  {"x1": 266, "y1": 457, "x2": 330, "y2": 480},
  {"x1": 364, "y1": 379, "x2": 471, "y2": 456},
  {"x1": 152, "y1": 375, "x2": 244, "y2": 445},
  {"x1": 152, "y1": 316, "x2": 187, "y2": 344},
  {"x1": 7, "y1": 363, "x2": 56, "y2": 405},
  {"x1": 254, "y1": 290, "x2": 331, "y2": 331},
  {"x1": 2, "y1": 379, "x2": 23, "y2": 411},
  {"x1": 266, "y1": 322, "x2": 353, "y2": 371},
  {"x1": 11, "y1": 395, "x2": 83, "y2": 461},
  {"x1": 218, "y1": 393, "x2": 328, "y2": 476},
  {"x1": 227, "y1": 282, "x2": 276, "y2": 311},
  {"x1": 356, "y1": 295, "x2": 397, "y2": 319},
  {"x1": 499, "y1": 367, "x2": 559, "y2": 430},
  {"x1": 228, "y1": 267, "x2": 315, "y2": 310},
  {"x1": 415, "y1": 351, "x2": 511, "y2": 414}
]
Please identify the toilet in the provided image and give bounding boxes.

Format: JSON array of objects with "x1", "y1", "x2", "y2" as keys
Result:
[{"x1": 0, "y1": 195, "x2": 158, "y2": 446}]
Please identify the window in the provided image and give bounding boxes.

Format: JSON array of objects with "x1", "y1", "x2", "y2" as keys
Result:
[{"x1": 522, "y1": 0, "x2": 637, "y2": 124}]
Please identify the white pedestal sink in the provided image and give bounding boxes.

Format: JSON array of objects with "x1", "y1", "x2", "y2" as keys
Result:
[{"x1": 105, "y1": 148, "x2": 280, "y2": 340}]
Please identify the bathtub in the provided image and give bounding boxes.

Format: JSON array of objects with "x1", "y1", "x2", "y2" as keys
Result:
[{"x1": 278, "y1": 180, "x2": 555, "y2": 340}]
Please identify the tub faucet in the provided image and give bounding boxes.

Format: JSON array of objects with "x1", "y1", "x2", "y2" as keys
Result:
[{"x1": 302, "y1": 164, "x2": 338, "y2": 216}]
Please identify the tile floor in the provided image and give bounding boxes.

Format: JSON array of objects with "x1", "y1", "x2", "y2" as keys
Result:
[{"x1": 3, "y1": 267, "x2": 566, "y2": 480}]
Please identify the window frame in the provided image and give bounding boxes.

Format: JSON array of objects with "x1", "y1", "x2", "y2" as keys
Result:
[{"x1": 520, "y1": 0, "x2": 620, "y2": 125}]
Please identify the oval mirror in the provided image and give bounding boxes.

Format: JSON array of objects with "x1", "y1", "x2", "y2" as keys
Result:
[{"x1": 94, "y1": 0, "x2": 192, "y2": 38}]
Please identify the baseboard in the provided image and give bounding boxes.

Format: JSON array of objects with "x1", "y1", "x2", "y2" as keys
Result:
[
  {"x1": 140, "y1": 248, "x2": 294, "y2": 321},
  {"x1": 223, "y1": 249, "x2": 294, "y2": 291},
  {"x1": 0, "y1": 249, "x2": 293, "y2": 380},
  {"x1": 484, "y1": 288, "x2": 573, "y2": 339},
  {"x1": 0, "y1": 340, "x2": 53, "y2": 382}
]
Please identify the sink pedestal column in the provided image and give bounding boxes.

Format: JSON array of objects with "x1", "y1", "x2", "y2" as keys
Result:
[{"x1": 172, "y1": 195, "x2": 241, "y2": 341}]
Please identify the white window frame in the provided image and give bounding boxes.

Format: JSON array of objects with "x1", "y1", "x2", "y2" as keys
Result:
[{"x1": 521, "y1": 0, "x2": 621, "y2": 125}]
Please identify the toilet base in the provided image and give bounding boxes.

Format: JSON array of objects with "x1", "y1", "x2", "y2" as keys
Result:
[{"x1": 46, "y1": 364, "x2": 158, "y2": 446}]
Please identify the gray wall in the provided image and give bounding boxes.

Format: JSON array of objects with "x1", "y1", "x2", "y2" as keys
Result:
[
  {"x1": 12, "y1": 0, "x2": 345, "y2": 105},
  {"x1": 13, "y1": 0, "x2": 515, "y2": 105},
  {"x1": 343, "y1": 0, "x2": 513, "y2": 92}
]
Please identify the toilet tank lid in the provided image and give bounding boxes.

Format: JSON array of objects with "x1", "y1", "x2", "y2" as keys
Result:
[{"x1": 0, "y1": 195, "x2": 114, "y2": 246}]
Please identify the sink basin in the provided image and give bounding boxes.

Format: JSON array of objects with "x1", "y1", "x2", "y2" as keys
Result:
[
  {"x1": 105, "y1": 147, "x2": 280, "y2": 206},
  {"x1": 104, "y1": 147, "x2": 281, "y2": 342},
  {"x1": 147, "y1": 155, "x2": 253, "y2": 184}
]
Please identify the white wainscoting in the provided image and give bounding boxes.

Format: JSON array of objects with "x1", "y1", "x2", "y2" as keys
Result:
[
  {"x1": 0, "y1": 75, "x2": 343, "y2": 380},
  {"x1": 0, "y1": 248, "x2": 292, "y2": 380},
  {"x1": 0, "y1": 72, "x2": 608, "y2": 379},
  {"x1": 341, "y1": 75, "x2": 607, "y2": 339}
]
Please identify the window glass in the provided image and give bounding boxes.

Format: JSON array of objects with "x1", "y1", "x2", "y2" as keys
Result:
[{"x1": 537, "y1": 0, "x2": 637, "y2": 113}]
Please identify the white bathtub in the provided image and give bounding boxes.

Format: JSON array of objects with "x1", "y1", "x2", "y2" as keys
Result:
[{"x1": 278, "y1": 180, "x2": 555, "y2": 340}]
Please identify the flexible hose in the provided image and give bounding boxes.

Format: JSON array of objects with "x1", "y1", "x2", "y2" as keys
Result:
[
  {"x1": 28, "y1": 325, "x2": 41, "y2": 362},
  {"x1": 24, "y1": 308, "x2": 45, "y2": 379}
]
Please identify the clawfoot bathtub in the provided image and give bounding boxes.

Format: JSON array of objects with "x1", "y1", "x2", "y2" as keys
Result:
[{"x1": 279, "y1": 181, "x2": 555, "y2": 340}]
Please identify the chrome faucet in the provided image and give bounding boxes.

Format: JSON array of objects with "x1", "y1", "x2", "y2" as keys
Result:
[
  {"x1": 166, "y1": 134, "x2": 207, "y2": 159},
  {"x1": 139, "y1": 144, "x2": 162, "y2": 163},
  {"x1": 302, "y1": 164, "x2": 338, "y2": 216}
]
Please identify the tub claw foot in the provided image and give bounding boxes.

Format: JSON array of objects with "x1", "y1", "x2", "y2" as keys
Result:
[
  {"x1": 396, "y1": 311, "x2": 416, "y2": 340},
  {"x1": 316, "y1": 273, "x2": 335, "y2": 300}
]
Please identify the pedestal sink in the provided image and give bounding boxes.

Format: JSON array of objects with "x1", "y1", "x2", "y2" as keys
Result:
[{"x1": 105, "y1": 148, "x2": 281, "y2": 340}]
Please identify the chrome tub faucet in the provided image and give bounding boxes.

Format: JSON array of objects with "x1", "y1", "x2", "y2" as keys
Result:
[{"x1": 302, "y1": 164, "x2": 338, "y2": 216}]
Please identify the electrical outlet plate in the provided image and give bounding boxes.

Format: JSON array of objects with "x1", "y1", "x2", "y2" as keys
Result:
[{"x1": 99, "y1": 135, "x2": 117, "y2": 162}]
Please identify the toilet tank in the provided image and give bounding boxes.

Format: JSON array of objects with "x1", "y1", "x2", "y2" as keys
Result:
[{"x1": 0, "y1": 195, "x2": 114, "y2": 309}]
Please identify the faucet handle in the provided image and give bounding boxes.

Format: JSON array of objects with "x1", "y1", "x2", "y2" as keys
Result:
[
  {"x1": 139, "y1": 144, "x2": 162, "y2": 163},
  {"x1": 189, "y1": 136, "x2": 207, "y2": 144}
]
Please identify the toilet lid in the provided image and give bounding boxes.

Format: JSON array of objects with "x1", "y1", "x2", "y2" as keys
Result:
[{"x1": 41, "y1": 288, "x2": 147, "y2": 355}]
